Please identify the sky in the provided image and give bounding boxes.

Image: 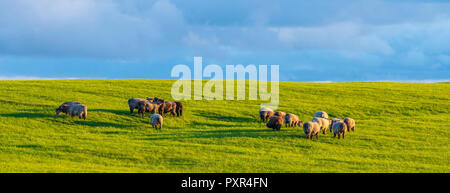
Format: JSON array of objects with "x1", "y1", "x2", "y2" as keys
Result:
[{"x1": 0, "y1": 0, "x2": 449, "y2": 82}]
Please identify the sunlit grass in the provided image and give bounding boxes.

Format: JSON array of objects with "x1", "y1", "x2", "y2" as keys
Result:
[{"x1": 0, "y1": 79, "x2": 448, "y2": 172}]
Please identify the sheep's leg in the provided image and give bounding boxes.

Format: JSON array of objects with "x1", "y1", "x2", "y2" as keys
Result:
[
  {"x1": 334, "y1": 133, "x2": 336, "y2": 138},
  {"x1": 315, "y1": 134, "x2": 319, "y2": 140},
  {"x1": 130, "y1": 108, "x2": 134, "y2": 114},
  {"x1": 342, "y1": 133, "x2": 345, "y2": 139}
]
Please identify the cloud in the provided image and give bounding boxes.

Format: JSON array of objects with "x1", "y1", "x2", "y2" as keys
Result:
[{"x1": 0, "y1": 0, "x2": 449, "y2": 81}]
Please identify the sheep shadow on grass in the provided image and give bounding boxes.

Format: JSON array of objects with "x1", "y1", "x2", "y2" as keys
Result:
[
  {"x1": 193, "y1": 111, "x2": 256, "y2": 123},
  {"x1": 141, "y1": 128, "x2": 301, "y2": 141},
  {"x1": 74, "y1": 120, "x2": 131, "y2": 128},
  {"x1": 90, "y1": 109, "x2": 130, "y2": 116},
  {"x1": 0, "y1": 112, "x2": 53, "y2": 118}
]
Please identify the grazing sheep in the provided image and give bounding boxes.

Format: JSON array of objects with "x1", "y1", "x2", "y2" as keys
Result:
[
  {"x1": 67, "y1": 104, "x2": 87, "y2": 120},
  {"x1": 150, "y1": 113, "x2": 163, "y2": 130},
  {"x1": 312, "y1": 117, "x2": 332, "y2": 135},
  {"x1": 153, "y1": 97, "x2": 164, "y2": 103},
  {"x1": 330, "y1": 118, "x2": 344, "y2": 133},
  {"x1": 344, "y1": 118, "x2": 356, "y2": 132},
  {"x1": 138, "y1": 101, "x2": 160, "y2": 118},
  {"x1": 175, "y1": 101, "x2": 183, "y2": 117},
  {"x1": 158, "y1": 100, "x2": 177, "y2": 117},
  {"x1": 314, "y1": 111, "x2": 329, "y2": 119},
  {"x1": 56, "y1": 102, "x2": 81, "y2": 115},
  {"x1": 128, "y1": 98, "x2": 147, "y2": 114},
  {"x1": 259, "y1": 107, "x2": 274, "y2": 122},
  {"x1": 274, "y1": 111, "x2": 286, "y2": 119},
  {"x1": 303, "y1": 121, "x2": 320, "y2": 140},
  {"x1": 332, "y1": 121, "x2": 348, "y2": 139},
  {"x1": 284, "y1": 113, "x2": 302, "y2": 127},
  {"x1": 266, "y1": 115, "x2": 283, "y2": 131}
]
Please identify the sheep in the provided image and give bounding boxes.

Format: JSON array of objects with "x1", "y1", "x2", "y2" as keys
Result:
[
  {"x1": 330, "y1": 118, "x2": 344, "y2": 133},
  {"x1": 175, "y1": 101, "x2": 183, "y2": 117},
  {"x1": 153, "y1": 97, "x2": 164, "y2": 103},
  {"x1": 303, "y1": 121, "x2": 320, "y2": 140},
  {"x1": 314, "y1": 111, "x2": 329, "y2": 119},
  {"x1": 158, "y1": 100, "x2": 177, "y2": 117},
  {"x1": 128, "y1": 98, "x2": 147, "y2": 114},
  {"x1": 332, "y1": 121, "x2": 348, "y2": 139},
  {"x1": 137, "y1": 100, "x2": 160, "y2": 118},
  {"x1": 259, "y1": 107, "x2": 274, "y2": 122},
  {"x1": 344, "y1": 118, "x2": 356, "y2": 132},
  {"x1": 150, "y1": 113, "x2": 163, "y2": 130},
  {"x1": 266, "y1": 115, "x2": 283, "y2": 131},
  {"x1": 56, "y1": 101, "x2": 81, "y2": 115},
  {"x1": 274, "y1": 111, "x2": 286, "y2": 119},
  {"x1": 67, "y1": 103, "x2": 87, "y2": 120},
  {"x1": 312, "y1": 117, "x2": 332, "y2": 135},
  {"x1": 284, "y1": 113, "x2": 302, "y2": 127}
]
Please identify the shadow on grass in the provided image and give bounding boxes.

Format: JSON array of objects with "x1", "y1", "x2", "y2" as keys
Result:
[
  {"x1": 191, "y1": 122, "x2": 247, "y2": 128},
  {"x1": 100, "y1": 131, "x2": 130, "y2": 135},
  {"x1": 0, "y1": 99, "x2": 54, "y2": 108},
  {"x1": 74, "y1": 120, "x2": 131, "y2": 128},
  {"x1": 90, "y1": 109, "x2": 130, "y2": 116},
  {"x1": 141, "y1": 128, "x2": 302, "y2": 141},
  {"x1": 193, "y1": 111, "x2": 256, "y2": 123},
  {"x1": 0, "y1": 112, "x2": 53, "y2": 118}
]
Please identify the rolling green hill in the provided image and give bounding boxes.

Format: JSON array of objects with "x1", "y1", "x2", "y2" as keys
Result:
[{"x1": 0, "y1": 79, "x2": 448, "y2": 172}]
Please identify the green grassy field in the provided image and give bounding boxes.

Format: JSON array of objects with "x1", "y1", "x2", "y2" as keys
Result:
[{"x1": 0, "y1": 79, "x2": 448, "y2": 173}]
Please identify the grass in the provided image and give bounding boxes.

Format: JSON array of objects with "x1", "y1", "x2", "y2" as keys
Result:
[{"x1": 0, "y1": 79, "x2": 448, "y2": 173}]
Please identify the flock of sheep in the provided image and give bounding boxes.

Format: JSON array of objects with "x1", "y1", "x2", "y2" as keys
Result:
[
  {"x1": 260, "y1": 108, "x2": 356, "y2": 140},
  {"x1": 55, "y1": 97, "x2": 184, "y2": 130},
  {"x1": 55, "y1": 99, "x2": 355, "y2": 140}
]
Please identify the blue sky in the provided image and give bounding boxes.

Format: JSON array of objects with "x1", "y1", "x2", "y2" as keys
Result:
[{"x1": 0, "y1": 0, "x2": 449, "y2": 81}]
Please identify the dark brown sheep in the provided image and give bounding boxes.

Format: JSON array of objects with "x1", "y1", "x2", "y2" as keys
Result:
[
  {"x1": 137, "y1": 101, "x2": 160, "y2": 118},
  {"x1": 266, "y1": 115, "x2": 283, "y2": 131},
  {"x1": 175, "y1": 101, "x2": 183, "y2": 117},
  {"x1": 303, "y1": 121, "x2": 320, "y2": 140},
  {"x1": 259, "y1": 107, "x2": 274, "y2": 122},
  {"x1": 158, "y1": 100, "x2": 177, "y2": 117},
  {"x1": 332, "y1": 121, "x2": 348, "y2": 139},
  {"x1": 128, "y1": 98, "x2": 147, "y2": 114},
  {"x1": 274, "y1": 111, "x2": 286, "y2": 119},
  {"x1": 330, "y1": 118, "x2": 344, "y2": 133}
]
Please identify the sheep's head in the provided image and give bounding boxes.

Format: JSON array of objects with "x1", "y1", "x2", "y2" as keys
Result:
[
  {"x1": 56, "y1": 107, "x2": 63, "y2": 115},
  {"x1": 153, "y1": 97, "x2": 165, "y2": 104}
]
